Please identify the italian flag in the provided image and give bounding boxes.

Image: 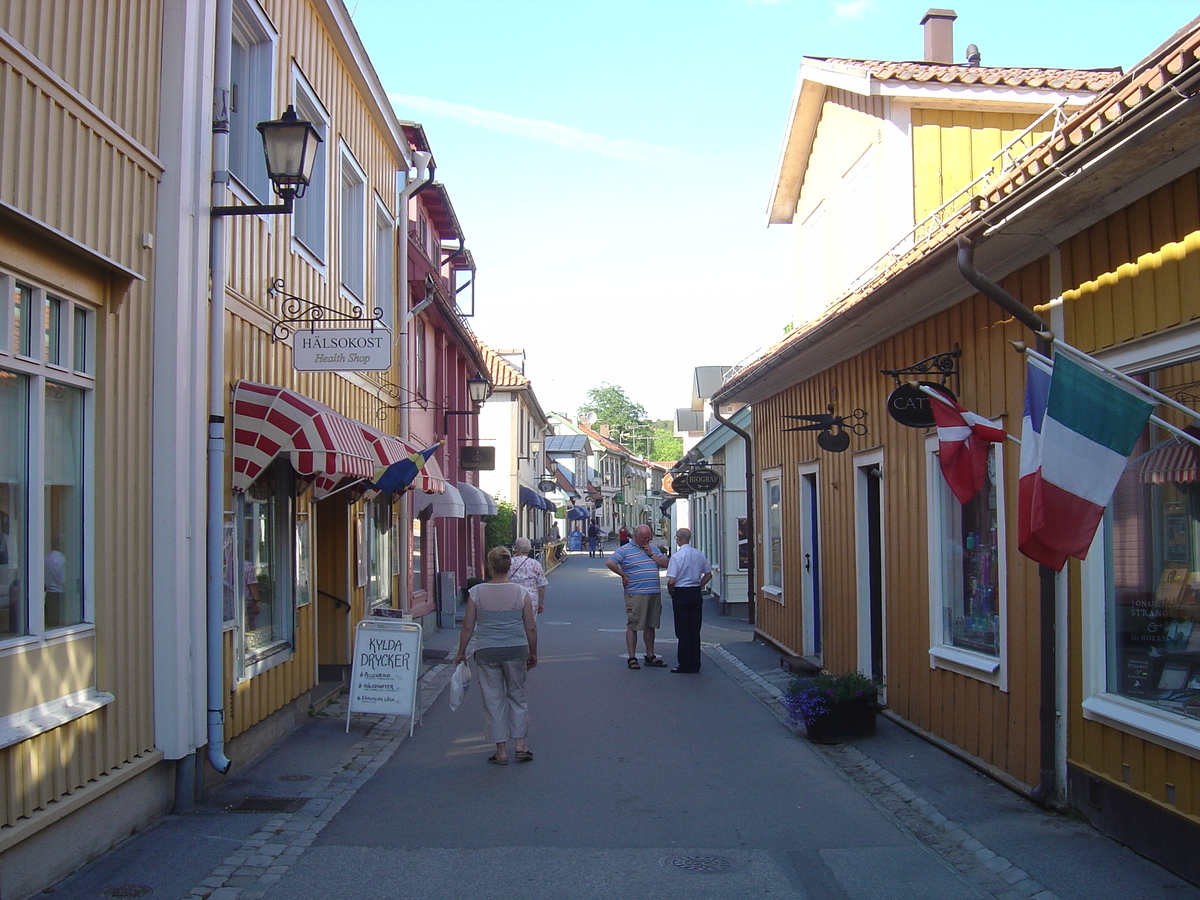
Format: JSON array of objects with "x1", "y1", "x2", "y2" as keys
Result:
[{"x1": 1019, "y1": 354, "x2": 1153, "y2": 570}]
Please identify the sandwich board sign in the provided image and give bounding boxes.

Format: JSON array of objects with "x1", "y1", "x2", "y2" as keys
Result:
[{"x1": 347, "y1": 617, "x2": 422, "y2": 735}]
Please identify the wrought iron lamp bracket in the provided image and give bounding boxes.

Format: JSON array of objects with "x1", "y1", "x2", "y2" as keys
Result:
[
  {"x1": 880, "y1": 345, "x2": 961, "y2": 387},
  {"x1": 375, "y1": 381, "x2": 442, "y2": 420},
  {"x1": 269, "y1": 277, "x2": 385, "y2": 343}
]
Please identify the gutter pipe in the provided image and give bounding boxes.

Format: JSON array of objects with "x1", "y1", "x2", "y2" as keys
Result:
[
  {"x1": 204, "y1": 0, "x2": 233, "y2": 775},
  {"x1": 956, "y1": 236, "x2": 1056, "y2": 807},
  {"x1": 711, "y1": 403, "x2": 755, "y2": 626}
]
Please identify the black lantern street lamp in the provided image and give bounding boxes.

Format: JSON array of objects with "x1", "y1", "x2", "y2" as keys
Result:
[
  {"x1": 213, "y1": 105, "x2": 323, "y2": 217},
  {"x1": 444, "y1": 372, "x2": 494, "y2": 433}
]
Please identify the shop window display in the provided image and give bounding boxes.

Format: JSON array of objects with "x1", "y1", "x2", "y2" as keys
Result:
[
  {"x1": 1109, "y1": 424, "x2": 1200, "y2": 718},
  {"x1": 238, "y1": 459, "x2": 295, "y2": 662},
  {"x1": 937, "y1": 447, "x2": 1000, "y2": 656}
]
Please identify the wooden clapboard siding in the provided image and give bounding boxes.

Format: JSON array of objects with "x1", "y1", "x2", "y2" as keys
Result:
[
  {"x1": 752, "y1": 269, "x2": 1046, "y2": 787},
  {"x1": 911, "y1": 108, "x2": 1045, "y2": 223},
  {"x1": 0, "y1": 2, "x2": 160, "y2": 830}
]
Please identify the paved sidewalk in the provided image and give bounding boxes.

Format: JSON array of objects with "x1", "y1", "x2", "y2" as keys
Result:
[{"x1": 50, "y1": 552, "x2": 1199, "y2": 900}]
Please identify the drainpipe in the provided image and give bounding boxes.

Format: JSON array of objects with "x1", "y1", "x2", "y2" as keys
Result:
[
  {"x1": 397, "y1": 151, "x2": 433, "y2": 612},
  {"x1": 712, "y1": 402, "x2": 755, "y2": 626},
  {"x1": 956, "y1": 236, "x2": 1056, "y2": 807},
  {"x1": 204, "y1": 0, "x2": 233, "y2": 775}
]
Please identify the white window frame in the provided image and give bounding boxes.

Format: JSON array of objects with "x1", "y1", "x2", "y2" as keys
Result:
[
  {"x1": 228, "y1": 0, "x2": 277, "y2": 205},
  {"x1": 290, "y1": 73, "x2": 329, "y2": 268},
  {"x1": 1080, "y1": 326, "x2": 1200, "y2": 758},
  {"x1": 374, "y1": 194, "x2": 396, "y2": 332},
  {"x1": 924, "y1": 429, "x2": 1008, "y2": 688},
  {"x1": 339, "y1": 142, "x2": 367, "y2": 302},
  {"x1": 761, "y1": 467, "x2": 783, "y2": 602},
  {"x1": 0, "y1": 271, "x2": 97, "y2": 649}
]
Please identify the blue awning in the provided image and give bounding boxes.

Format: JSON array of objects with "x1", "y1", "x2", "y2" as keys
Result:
[
  {"x1": 519, "y1": 485, "x2": 552, "y2": 510},
  {"x1": 566, "y1": 506, "x2": 590, "y2": 520}
]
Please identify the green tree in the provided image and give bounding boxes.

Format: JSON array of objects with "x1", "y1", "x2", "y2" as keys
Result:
[
  {"x1": 484, "y1": 498, "x2": 516, "y2": 553},
  {"x1": 577, "y1": 383, "x2": 647, "y2": 447},
  {"x1": 649, "y1": 421, "x2": 682, "y2": 461}
]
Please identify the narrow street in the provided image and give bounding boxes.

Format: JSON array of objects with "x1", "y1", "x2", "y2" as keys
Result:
[{"x1": 57, "y1": 550, "x2": 1199, "y2": 900}]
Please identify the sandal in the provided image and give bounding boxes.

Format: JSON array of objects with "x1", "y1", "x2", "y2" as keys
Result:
[
  {"x1": 515, "y1": 750, "x2": 534, "y2": 762},
  {"x1": 644, "y1": 655, "x2": 667, "y2": 667},
  {"x1": 487, "y1": 755, "x2": 508, "y2": 765},
  {"x1": 627, "y1": 657, "x2": 641, "y2": 669}
]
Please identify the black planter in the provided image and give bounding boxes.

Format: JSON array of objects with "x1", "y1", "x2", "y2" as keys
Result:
[{"x1": 803, "y1": 698, "x2": 877, "y2": 743}]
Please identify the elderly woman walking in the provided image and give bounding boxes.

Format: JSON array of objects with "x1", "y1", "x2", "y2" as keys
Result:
[
  {"x1": 455, "y1": 546, "x2": 538, "y2": 765},
  {"x1": 509, "y1": 536, "x2": 549, "y2": 615}
]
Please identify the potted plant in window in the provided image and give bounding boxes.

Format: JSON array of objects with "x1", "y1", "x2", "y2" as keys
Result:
[{"x1": 782, "y1": 670, "x2": 881, "y2": 743}]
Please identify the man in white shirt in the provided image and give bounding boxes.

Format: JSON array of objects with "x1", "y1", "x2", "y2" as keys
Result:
[{"x1": 665, "y1": 527, "x2": 712, "y2": 673}]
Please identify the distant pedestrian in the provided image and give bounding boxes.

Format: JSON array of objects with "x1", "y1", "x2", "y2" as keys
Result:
[
  {"x1": 665, "y1": 527, "x2": 711, "y2": 673},
  {"x1": 587, "y1": 521, "x2": 602, "y2": 557},
  {"x1": 605, "y1": 524, "x2": 668, "y2": 669},
  {"x1": 454, "y1": 546, "x2": 538, "y2": 765},
  {"x1": 510, "y1": 537, "x2": 548, "y2": 615},
  {"x1": 618, "y1": 524, "x2": 629, "y2": 546}
]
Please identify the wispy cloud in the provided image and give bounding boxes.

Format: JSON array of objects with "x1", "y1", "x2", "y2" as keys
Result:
[
  {"x1": 833, "y1": 0, "x2": 869, "y2": 19},
  {"x1": 388, "y1": 94, "x2": 680, "y2": 163}
]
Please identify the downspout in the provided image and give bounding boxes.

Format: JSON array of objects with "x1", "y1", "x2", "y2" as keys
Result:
[
  {"x1": 397, "y1": 151, "x2": 433, "y2": 611},
  {"x1": 712, "y1": 402, "x2": 755, "y2": 626},
  {"x1": 204, "y1": 0, "x2": 233, "y2": 774},
  {"x1": 956, "y1": 235, "x2": 1056, "y2": 807}
]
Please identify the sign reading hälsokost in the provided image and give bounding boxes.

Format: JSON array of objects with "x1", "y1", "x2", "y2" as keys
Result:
[
  {"x1": 347, "y1": 618, "x2": 422, "y2": 733},
  {"x1": 293, "y1": 328, "x2": 391, "y2": 372}
]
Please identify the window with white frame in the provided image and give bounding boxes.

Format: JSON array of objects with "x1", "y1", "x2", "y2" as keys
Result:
[
  {"x1": 925, "y1": 430, "x2": 1006, "y2": 679},
  {"x1": 290, "y1": 79, "x2": 329, "y2": 262},
  {"x1": 374, "y1": 196, "x2": 395, "y2": 331},
  {"x1": 363, "y1": 497, "x2": 393, "y2": 608},
  {"x1": 228, "y1": 0, "x2": 276, "y2": 203},
  {"x1": 340, "y1": 145, "x2": 367, "y2": 301},
  {"x1": 762, "y1": 469, "x2": 783, "y2": 595},
  {"x1": 237, "y1": 459, "x2": 295, "y2": 671},
  {"x1": 1, "y1": 273, "x2": 95, "y2": 641}
]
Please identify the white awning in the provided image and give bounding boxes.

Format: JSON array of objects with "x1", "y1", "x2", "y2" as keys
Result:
[
  {"x1": 412, "y1": 482, "x2": 464, "y2": 518},
  {"x1": 456, "y1": 481, "x2": 496, "y2": 516}
]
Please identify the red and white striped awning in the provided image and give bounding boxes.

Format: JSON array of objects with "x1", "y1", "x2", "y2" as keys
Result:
[
  {"x1": 232, "y1": 381, "x2": 419, "y2": 498},
  {"x1": 418, "y1": 454, "x2": 447, "y2": 494},
  {"x1": 1136, "y1": 436, "x2": 1200, "y2": 485}
]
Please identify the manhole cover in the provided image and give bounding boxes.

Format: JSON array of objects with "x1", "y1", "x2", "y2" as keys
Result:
[
  {"x1": 659, "y1": 855, "x2": 735, "y2": 874},
  {"x1": 227, "y1": 796, "x2": 306, "y2": 813},
  {"x1": 100, "y1": 886, "x2": 153, "y2": 899},
  {"x1": 278, "y1": 773, "x2": 312, "y2": 782}
]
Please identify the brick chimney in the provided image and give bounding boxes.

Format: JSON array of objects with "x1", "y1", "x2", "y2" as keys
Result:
[{"x1": 921, "y1": 8, "x2": 957, "y2": 64}]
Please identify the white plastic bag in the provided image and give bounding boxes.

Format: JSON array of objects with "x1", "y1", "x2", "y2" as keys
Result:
[{"x1": 449, "y1": 661, "x2": 472, "y2": 711}]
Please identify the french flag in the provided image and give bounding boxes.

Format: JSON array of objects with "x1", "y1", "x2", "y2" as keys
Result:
[{"x1": 1017, "y1": 357, "x2": 1065, "y2": 569}]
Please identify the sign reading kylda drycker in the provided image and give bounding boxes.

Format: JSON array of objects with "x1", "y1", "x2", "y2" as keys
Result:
[
  {"x1": 347, "y1": 617, "x2": 422, "y2": 735},
  {"x1": 293, "y1": 328, "x2": 391, "y2": 372}
]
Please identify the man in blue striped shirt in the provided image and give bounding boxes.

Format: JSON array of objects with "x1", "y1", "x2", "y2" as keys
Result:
[{"x1": 605, "y1": 524, "x2": 668, "y2": 669}]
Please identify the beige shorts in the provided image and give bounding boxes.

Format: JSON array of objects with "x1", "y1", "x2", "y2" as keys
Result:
[{"x1": 625, "y1": 592, "x2": 662, "y2": 631}]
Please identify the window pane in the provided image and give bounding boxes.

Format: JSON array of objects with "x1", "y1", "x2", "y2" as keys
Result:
[
  {"x1": 73, "y1": 307, "x2": 89, "y2": 373},
  {"x1": 938, "y1": 449, "x2": 1000, "y2": 655},
  {"x1": 295, "y1": 515, "x2": 311, "y2": 607},
  {"x1": 14, "y1": 282, "x2": 31, "y2": 357},
  {"x1": 766, "y1": 478, "x2": 782, "y2": 587},
  {"x1": 1108, "y1": 429, "x2": 1200, "y2": 711},
  {"x1": 44, "y1": 381, "x2": 85, "y2": 628},
  {"x1": 0, "y1": 369, "x2": 28, "y2": 638},
  {"x1": 45, "y1": 296, "x2": 64, "y2": 365},
  {"x1": 241, "y1": 461, "x2": 293, "y2": 657},
  {"x1": 366, "y1": 498, "x2": 391, "y2": 606}
]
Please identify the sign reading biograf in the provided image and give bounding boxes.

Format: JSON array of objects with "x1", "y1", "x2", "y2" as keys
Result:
[
  {"x1": 347, "y1": 618, "x2": 422, "y2": 735},
  {"x1": 293, "y1": 328, "x2": 391, "y2": 372}
]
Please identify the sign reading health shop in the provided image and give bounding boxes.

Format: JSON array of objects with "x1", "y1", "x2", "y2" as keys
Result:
[{"x1": 293, "y1": 328, "x2": 391, "y2": 372}]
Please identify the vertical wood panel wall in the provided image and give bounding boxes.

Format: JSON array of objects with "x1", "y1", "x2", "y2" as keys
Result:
[
  {"x1": 752, "y1": 271, "x2": 1046, "y2": 787},
  {"x1": 217, "y1": 0, "x2": 407, "y2": 740},
  {"x1": 1060, "y1": 170, "x2": 1200, "y2": 821},
  {"x1": 0, "y1": 1, "x2": 162, "y2": 827}
]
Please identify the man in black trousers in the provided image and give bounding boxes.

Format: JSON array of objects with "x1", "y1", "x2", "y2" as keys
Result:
[{"x1": 665, "y1": 527, "x2": 711, "y2": 673}]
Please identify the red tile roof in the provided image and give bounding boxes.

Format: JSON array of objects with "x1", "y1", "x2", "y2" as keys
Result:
[
  {"x1": 814, "y1": 58, "x2": 1122, "y2": 92},
  {"x1": 473, "y1": 337, "x2": 529, "y2": 389}
]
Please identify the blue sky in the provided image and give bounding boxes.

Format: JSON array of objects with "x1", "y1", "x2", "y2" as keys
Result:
[{"x1": 347, "y1": 1, "x2": 1198, "y2": 421}]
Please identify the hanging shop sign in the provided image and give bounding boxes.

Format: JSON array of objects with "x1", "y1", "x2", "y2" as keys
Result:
[
  {"x1": 669, "y1": 473, "x2": 695, "y2": 496},
  {"x1": 887, "y1": 382, "x2": 956, "y2": 428},
  {"x1": 685, "y1": 467, "x2": 721, "y2": 492},
  {"x1": 538, "y1": 479, "x2": 557, "y2": 492},
  {"x1": 459, "y1": 445, "x2": 495, "y2": 471},
  {"x1": 293, "y1": 328, "x2": 390, "y2": 372}
]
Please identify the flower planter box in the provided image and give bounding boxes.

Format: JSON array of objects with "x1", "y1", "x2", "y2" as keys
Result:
[{"x1": 803, "y1": 698, "x2": 877, "y2": 743}]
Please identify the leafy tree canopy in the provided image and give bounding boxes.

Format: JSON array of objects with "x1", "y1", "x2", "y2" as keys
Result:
[{"x1": 578, "y1": 384, "x2": 682, "y2": 461}]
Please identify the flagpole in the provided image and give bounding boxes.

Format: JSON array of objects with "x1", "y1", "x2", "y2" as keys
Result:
[
  {"x1": 1012, "y1": 343, "x2": 1200, "y2": 449},
  {"x1": 915, "y1": 383, "x2": 1022, "y2": 445}
]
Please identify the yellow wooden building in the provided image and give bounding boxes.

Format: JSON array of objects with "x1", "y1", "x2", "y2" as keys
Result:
[{"x1": 715, "y1": 11, "x2": 1200, "y2": 882}]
